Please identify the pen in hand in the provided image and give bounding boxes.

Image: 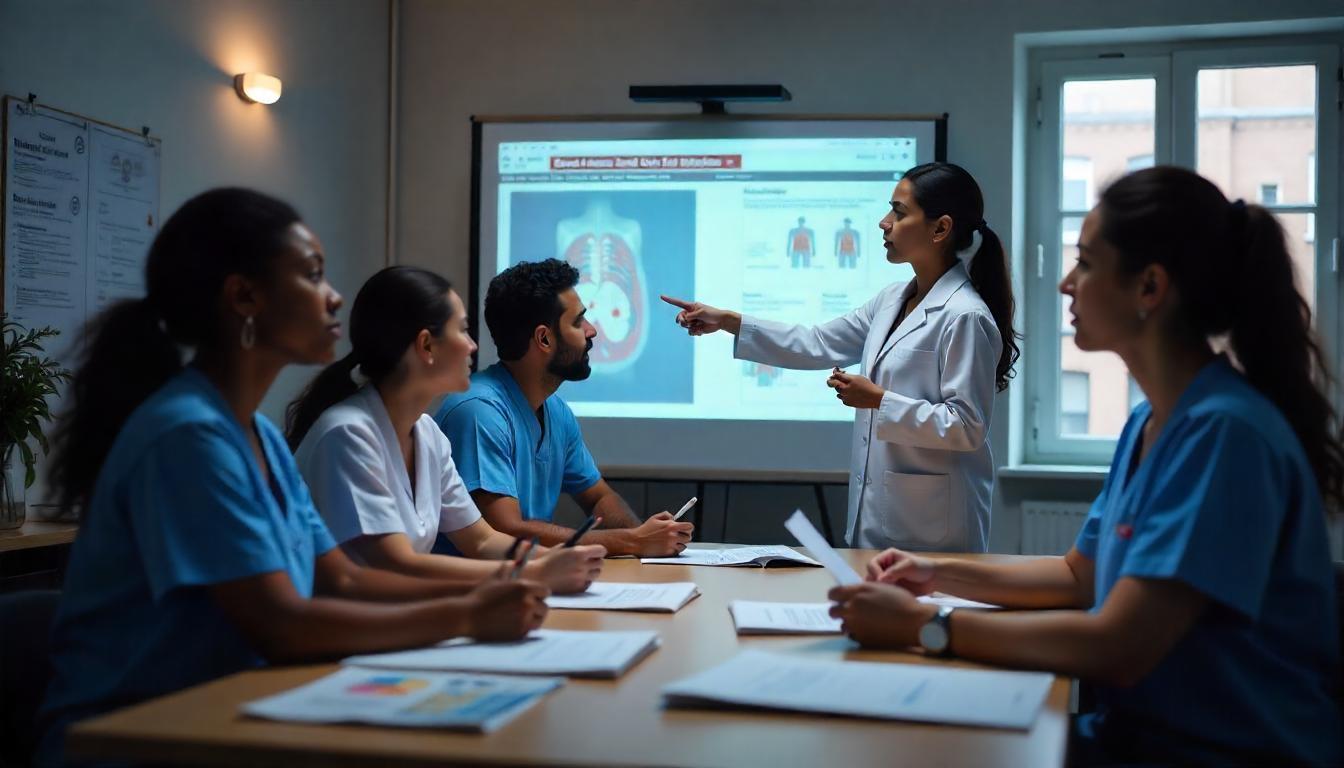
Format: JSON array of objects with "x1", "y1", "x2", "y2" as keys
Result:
[
  {"x1": 508, "y1": 536, "x2": 540, "y2": 580},
  {"x1": 671, "y1": 496, "x2": 698, "y2": 521},
  {"x1": 564, "y1": 515, "x2": 602, "y2": 548}
]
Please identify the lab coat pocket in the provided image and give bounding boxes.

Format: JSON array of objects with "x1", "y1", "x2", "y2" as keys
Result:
[{"x1": 881, "y1": 471, "x2": 950, "y2": 546}]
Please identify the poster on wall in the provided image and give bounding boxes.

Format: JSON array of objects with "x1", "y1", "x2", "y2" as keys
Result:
[{"x1": 2, "y1": 96, "x2": 162, "y2": 364}]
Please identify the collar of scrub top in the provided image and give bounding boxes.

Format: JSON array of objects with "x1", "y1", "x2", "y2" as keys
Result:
[
  {"x1": 493, "y1": 363, "x2": 546, "y2": 452},
  {"x1": 873, "y1": 261, "x2": 974, "y2": 369},
  {"x1": 360, "y1": 384, "x2": 421, "y2": 507}
]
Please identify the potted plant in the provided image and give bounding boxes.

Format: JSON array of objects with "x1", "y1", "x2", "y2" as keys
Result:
[{"x1": 1, "y1": 314, "x2": 71, "y2": 529}]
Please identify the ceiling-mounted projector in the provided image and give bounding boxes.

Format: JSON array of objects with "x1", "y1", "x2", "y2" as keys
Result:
[{"x1": 629, "y1": 84, "x2": 792, "y2": 114}]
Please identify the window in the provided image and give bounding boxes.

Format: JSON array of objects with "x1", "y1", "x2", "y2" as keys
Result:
[
  {"x1": 1060, "y1": 371, "x2": 1091, "y2": 436},
  {"x1": 1126, "y1": 153, "x2": 1155, "y2": 171},
  {"x1": 1025, "y1": 39, "x2": 1341, "y2": 465}
]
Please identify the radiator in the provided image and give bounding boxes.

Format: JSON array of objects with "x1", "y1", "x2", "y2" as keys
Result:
[{"x1": 1020, "y1": 501, "x2": 1091, "y2": 556}]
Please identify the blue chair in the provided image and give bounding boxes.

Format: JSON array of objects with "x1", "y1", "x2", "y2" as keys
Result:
[{"x1": 0, "y1": 590, "x2": 62, "y2": 768}]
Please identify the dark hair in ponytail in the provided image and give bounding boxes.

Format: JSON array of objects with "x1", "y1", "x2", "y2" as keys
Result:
[
  {"x1": 48, "y1": 188, "x2": 302, "y2": 511},
  {"x1": 1099, "y1": 165, "x2": 1344, "y2": 508},
  {"x1": 902, "y1": 162, "x2": 1021, "y2": 391},
  {"x1": 285, "y1": 266, "x2": 453, "y2": 448}
]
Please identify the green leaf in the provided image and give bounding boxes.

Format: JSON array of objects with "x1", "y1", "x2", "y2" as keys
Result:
[{"x1": 18, "y1": 440, "x2": 36, "y2": 488}]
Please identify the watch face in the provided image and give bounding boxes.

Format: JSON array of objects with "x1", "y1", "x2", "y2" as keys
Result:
[{"x1": 919, "y1": 621, "x2": 949, "y2": 653}]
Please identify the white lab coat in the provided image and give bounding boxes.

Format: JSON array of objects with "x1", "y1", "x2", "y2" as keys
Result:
[
  {"x1": 294, "y1": 385, "x2": 481, "y2": 557},
  {"x1": 734, "y1": 262, "x2": 999, "y2": 552}
]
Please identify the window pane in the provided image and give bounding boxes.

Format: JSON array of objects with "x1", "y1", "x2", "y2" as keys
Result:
[
  {"x1": 1061, "y1": 78, "x2": 1156, "y2": 210},
  {"x1": 1060, "y1": 370, "x2": 1091, "y2": 436},
  {"x1": 1197, "y1": 65, "x2": 1317, "y2": 206},
  {"x1": 1273, "y1": 212, "x2": 1317, "y2": 313},
  {"x1": 1057, "y1": 78, "x2": 1156, "y2": 439},
  {"x1": 1060, "y1": 215, "x2": 1083, "y2": 332}
]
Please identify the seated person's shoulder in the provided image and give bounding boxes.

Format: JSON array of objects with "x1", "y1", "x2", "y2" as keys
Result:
[
  {"x1": 437, "y1": 384, "x2": 513, "y2": 430},
  {"x1": 1183, "y1": 371, "x2": 1295, "y2": 448},
  {"x1": 117, "y1": 379, "x2": 240, "y2": 461},
  {"x1": 298, "y1": 398, "x2": 380, "y2": 454}
]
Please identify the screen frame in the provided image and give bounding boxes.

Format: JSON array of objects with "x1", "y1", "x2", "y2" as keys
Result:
[{"x1": 467, "y1": 113, "x2": 949, "y2": 477}]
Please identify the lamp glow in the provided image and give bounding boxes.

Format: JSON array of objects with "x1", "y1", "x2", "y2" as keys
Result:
[{"x1": 234, "y1": 72, "x2": 282, "y2": 104}]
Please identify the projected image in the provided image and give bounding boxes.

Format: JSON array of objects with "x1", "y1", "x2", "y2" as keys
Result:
[
  {"x1": 509, "y1": 191, "x2": 695, "y2": 404},
  {"x1": 834, "y1": 217, "x2": 860, "y2": 269},
  {"x1": 786, "y1": 216, "x2": 816, "y2": 268},
  {"x1": 743, "y1": 361, "x2": 783, "y2": 387},
  {"x1": 482, "y1": 127, "x2": 935, "y2": 425}
]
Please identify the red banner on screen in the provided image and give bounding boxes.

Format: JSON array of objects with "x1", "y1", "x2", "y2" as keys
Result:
[{"x1": 549, "y1": 154, "x2": 743, "y2": 171}]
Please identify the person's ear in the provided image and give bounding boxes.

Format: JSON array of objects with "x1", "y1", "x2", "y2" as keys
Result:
[
  {"x1": 220, "y1": 274, "x2": 263, "y2": 322},
  {"x1": 414, "y1": 328, "x2": 434, "y2": 364},
  {"x1": 1136, "y1": 264, "x2": 1169, "y2": 318},
  {"x1": 534, "y1": 325, "x2": 552, "y2": 351},
  {"x1": 930, "y1": 214, "x2": 953, "y2": 245}
]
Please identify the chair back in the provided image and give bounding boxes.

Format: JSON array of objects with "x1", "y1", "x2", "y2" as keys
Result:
[{"x1": 0, "y1": 590, "x2": 62, "y2": 768}]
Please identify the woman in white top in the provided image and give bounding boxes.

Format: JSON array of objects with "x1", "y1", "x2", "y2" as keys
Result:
[
  {"x1": 288, "y1": 266, "x2": 604, "y2": 593},
  {"x1": 662, "y1": 163, "x2": 1019, "y2": 552}
]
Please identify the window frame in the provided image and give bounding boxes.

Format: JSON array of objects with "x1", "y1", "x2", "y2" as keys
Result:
[
  {"x1": 1029, "y1": 56, "x2": 1171, "y2": 464},
  {"x1": 1025, "y1": 39, "x2": 1342, "y2": 466}
]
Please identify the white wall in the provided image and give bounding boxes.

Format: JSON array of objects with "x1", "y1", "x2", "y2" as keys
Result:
[
  {"x1": 394, "y1": 0, "x2": 1343, "y2": 548},
  {"x1": 1, "y1": 0, "x2": 391, "y2": 501}
]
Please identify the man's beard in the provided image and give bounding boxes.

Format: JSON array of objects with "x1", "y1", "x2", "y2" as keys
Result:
[{"x1": 547, "y1": 334, "x2": 593, "y2": 381}]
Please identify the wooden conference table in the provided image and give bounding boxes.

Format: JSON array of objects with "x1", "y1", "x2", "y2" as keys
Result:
[{"x1": 68, "y1": 548, "x2": 1070, "y2": 767}]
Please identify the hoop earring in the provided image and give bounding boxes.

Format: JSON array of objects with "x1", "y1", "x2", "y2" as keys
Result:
[
  {"x1": 1137, "y1": 309, "x2": 1148, "y2": 322},
  {"x1": 240, "y1": 315, "x2": 257, "y2": 350}
]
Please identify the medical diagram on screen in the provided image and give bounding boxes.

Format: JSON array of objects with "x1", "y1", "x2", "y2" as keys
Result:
[
  {"x1": 557, "y1": 199, "x2": 647, "y2": 374},
  {"x1": 484, "y1": 133, "x2": 923, "y2": 422}
]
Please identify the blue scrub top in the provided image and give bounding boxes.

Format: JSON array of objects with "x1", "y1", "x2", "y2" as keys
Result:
[
  {"x1": 434, "y1": 363, "x2": 601, "y2": 523},
  {"x1": 37, "y1": 367, "x2": 336, "y2": 764},
  {"x1": 1074, "y1": 358, "x2": 1341, "y2": 765}
]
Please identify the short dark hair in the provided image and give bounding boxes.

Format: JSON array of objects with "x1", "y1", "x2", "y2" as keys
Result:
[{"x1": 485, "y1": 258, "x2": 580, "y2": 361}]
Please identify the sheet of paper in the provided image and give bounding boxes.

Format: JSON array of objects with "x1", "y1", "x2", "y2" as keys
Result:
[
  {"x1": 728, "y1": 601, "x2": 842, "y2": 635},
  {"x1": 784, "y1": 509, "x2": 861, "y2": 585},
  {"x1": 546, "y1": 581, "x2": 700, "y2": 612},
  {"x1": 641, "y1": 545, "x2": 820, "y2": 567},
  {"x1": 344, "y1": 629, "x2": 660, "y2": 679},
  {"x1": 918, "y1": 594, "x2": 1001, "y2": 610},
  {"x1": 87, "y1": 124, "x2": 159, "y2": 312},
  {"x1": 663, "y1": 650, "x2": 1053, "y2": 730},
  {"x1": 3, "y1": 101, "x2": 89, "y2": 363},
  {"x1": 242, "y1": 667, "x2": 562, "y2": 732}
]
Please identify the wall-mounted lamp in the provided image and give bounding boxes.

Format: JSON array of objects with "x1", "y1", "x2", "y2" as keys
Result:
[{"x1": 234, "y1": 72, "x2": 282, "y2": 104}]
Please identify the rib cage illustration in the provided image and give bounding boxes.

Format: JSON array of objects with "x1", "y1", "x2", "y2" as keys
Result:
[{"x1": 556, "y1": 199, "x2": 647, "y2": 373}]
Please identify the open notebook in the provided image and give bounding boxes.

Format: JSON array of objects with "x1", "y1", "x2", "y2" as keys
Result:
[
  {"x1": 343, "y1": 629, "x2": 660, "y2": 680},
  {"x1": 242, "y1": 668, "x2": 562, "y2": 733},
  {"x1": 641, "y1": 545, "x2": 821, "y2": 569}
]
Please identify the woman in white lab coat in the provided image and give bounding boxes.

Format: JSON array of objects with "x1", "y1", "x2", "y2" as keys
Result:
[
  {"x1": 662, "y1": 162, "x2": 1019, "y2": 552},
  {"x1": 287, "y1": 266, "x2": 605, "y2": 592}
]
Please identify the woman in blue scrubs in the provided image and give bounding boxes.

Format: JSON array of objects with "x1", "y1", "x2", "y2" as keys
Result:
[
  {"x1": 829, "y1": 167, "x2": 1342, "y2": 766},
  {"x1": 37, "y1": 189, "x2": 549, "y2": 766}
]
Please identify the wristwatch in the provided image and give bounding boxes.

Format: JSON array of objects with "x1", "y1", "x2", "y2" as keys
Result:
[{"x1": 918, "y1": 605, "x2": 955, "y2": 657}]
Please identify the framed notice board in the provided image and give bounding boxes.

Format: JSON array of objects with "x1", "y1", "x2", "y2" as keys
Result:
[{"x1": 1, "y1": 95, "x2": 162, "y2": 364}]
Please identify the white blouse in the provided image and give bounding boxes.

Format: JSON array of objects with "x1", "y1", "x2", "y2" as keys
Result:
[{"x1": 295, "y1": 385, "x2": 481, "y2": 555}]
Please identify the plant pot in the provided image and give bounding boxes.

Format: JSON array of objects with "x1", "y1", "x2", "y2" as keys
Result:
[{"x1": 1, "y1": 443, "x2": 26, "y2": 530}]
